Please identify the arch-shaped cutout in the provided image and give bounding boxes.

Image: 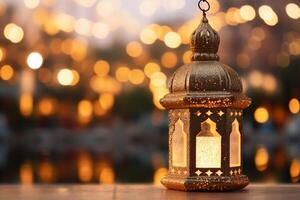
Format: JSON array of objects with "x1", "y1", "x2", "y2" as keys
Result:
[
  {"x1": 196, "y1": 118, "x2": 221, "y2": 168},
  {"x1": 230, "y1": 119, "x2": 241, "y2": 167},
  {"x1": 172, "y1": 119, "x2": 187, "y2": 167}
]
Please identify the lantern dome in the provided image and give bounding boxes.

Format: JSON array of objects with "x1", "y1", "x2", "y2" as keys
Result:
[
  {"x1": 161, "y1": 15, "x2": 251, "y2": 109},
  {"x1": 168, "y1": 61, "x2": 243, "y2": 93},
  {"x1": 190, "y1": 16, "x2": 220, "y2": 62}
]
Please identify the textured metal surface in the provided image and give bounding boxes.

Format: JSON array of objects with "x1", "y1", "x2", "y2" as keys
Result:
[
  {"x1": 161, "y1": 175, "x2": 249, "y2": 191},
  {"x1": 169, "y1": 62, "x2": 243, "y2": 93},
  {"x1": 191, "y1": 15, "x2": 220, "y2": 61},
  {"x1": 162, "y1": 60, "x2": 250, "y2": 109},
  {"x1": 160, "y1": 14, "x2": 252, "y2": 192}
]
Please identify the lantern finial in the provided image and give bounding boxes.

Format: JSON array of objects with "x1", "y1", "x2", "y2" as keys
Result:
[{"x1": 191, "y1": 1, "x2": 220, "y2": 61}]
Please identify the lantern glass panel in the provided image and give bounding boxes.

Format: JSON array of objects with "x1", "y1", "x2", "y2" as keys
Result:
[
  {"x1": 172, "y1": 119, "x2": 187, "y2": 167},
  {"x1": 230, "y1": 119, "x2": 241, "y2": 167},
  {"x1": 196, "y1": 118, "x2": 221, "y2": 168}
]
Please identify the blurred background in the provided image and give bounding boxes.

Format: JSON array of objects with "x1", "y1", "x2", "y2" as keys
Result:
[{"x1": 0, "y1": 0, "x2": 299, "y2": 185}]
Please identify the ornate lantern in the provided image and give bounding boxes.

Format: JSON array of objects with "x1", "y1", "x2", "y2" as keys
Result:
[{"x1": 160, "y1": 0, "x2": 251, "y2": 191}]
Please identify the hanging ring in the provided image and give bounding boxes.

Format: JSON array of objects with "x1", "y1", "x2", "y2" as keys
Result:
[{"x1": 198, "y1": 0, "x2": 210, "y2": 13}]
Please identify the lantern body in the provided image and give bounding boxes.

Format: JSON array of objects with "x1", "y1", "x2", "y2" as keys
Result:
[{"x1": 160, "y1": 16, "x2": 251, "y2": 191}]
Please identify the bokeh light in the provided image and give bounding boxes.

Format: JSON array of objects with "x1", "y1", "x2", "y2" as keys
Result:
[
  {"x1": 255, "y1": 147, "x2": 269, "y2": 172},
  {"x1": 94, "y1": 60, "x2": 110, "y2": 77},
  {"x1": 77, "y1": 152, "x2": 93, "y2": 182},
  {"x1": 27, "y1": 52, "x2": 43, "y2": 70},
  {"x1": 20, "y1": 93, "x2": 33, "y2": 117},
  {"x1": 71, "y1": 70, "x2": 80, "y2": 86},
  {"x1": 289, "y1": 98, "x2": 300, "y2": 114},
  {"x1": 285, "y1": 3, "x2": 300, "y2": 19},
  {"x1": 126, "y1": 41, "x2": 143, "y2": 58},
  {"x1": 129, "y1": 69, "x2": 145, "y2": 85},
  {"x1": 99, "y1": 167, "x2": 115, "y2": 184},
  {"x1": 153, "y1": 168, "x2": 167, "y2": 185},
  {"x1": 249, "y1": 70, "x2": 263, "y2": 88},
  {"x1": 99, "y1": 93, "x2": 115, "y2": 110},
  {"x1": 57, "y1": 68, "x2": 74, "y2": 86},
  {"x1": 254, "y1": 107, "x2": 269, "y2": 124},
  {"x1": 164, "y1": 32, "x2": 181, "y2": 49},
  {"x1": 140, "y1": 26, "x2": 157, "y2": 45},
  {"x1": 3, "y1": 23, "x2": 24, "y2": 43},
  {"x1": 92, "y1": 22, "x2": 110, "y2": 39},
  {"x1": 115, "y1": 66, "x2": 130, "y2": 82},
  {"x1": 38, "y1": 161, "x2": 55, "y2": 183},
  {"x1": 38, "y1": 98, "x2": 56, "y2": 116},
  {"x1": 78, "y1": 100, "x2": 93, "y2": 124},
  {"x1": 74, "y1": 18, "x2": 92, "y2": 36},
  {"x1": 94, "y1": 101, "x2": 107, "y2": 116},
  {"x1": 24, "y1": 0, "x2": 40, "y2": 9},
  {"x1": 290, "y1": 159, "x2": 300, "y2": 183},
  {"x1": 150, "y1": 72, "x2": 167, "y2": 88},
  {"x1": 20, "y1": 162, "x2": 33, "y2": 185},
  {"x1": 161, "y1": 51, "x2": 177, "y2": 68},
  {"x1": 144, "y1": 62, "x2": 161, "y2": 78},
  {"x1": 182, "y1": 50, "x2": 192, "y2": 64},
  {"x1": 54, "y1": 13, "x2": 75, "y2": 33},
  {"x1": 0, "y1": 65, "x2": 14, "y2": 81},
  {"x1": 258, "y1": 5, "x2": 278, "y2": 26},
  {"x1": 240, "y1": 5, "x2": 256, "y2": 21},
  {"x1": 225, "y1": 7, "x2": 243, "y2": 26}
]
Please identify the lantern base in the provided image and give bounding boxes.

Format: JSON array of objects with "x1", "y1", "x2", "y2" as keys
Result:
[{"x1": 161, "y1": 175, "x2": 249, "y2": 192}]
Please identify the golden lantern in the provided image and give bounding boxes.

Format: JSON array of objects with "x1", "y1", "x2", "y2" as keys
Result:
[{"x1": 160, "y1": 0, "x2": 251, "y2": 191}]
